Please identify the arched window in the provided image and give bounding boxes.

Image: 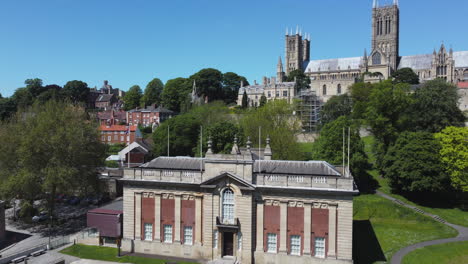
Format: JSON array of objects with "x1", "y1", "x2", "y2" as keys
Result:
[
  {"x1": 322, "y1": 85, "x2": 327, "y2": 95},
  {"x1": 372, "y1": 52, "x2": 381, "y2": 65},
  {"x1": 337, "y1": 84, "x2": 342, "y2": 94},
  {"x1": 222, "y1": 188, "x2": 235, "y2": 224}
]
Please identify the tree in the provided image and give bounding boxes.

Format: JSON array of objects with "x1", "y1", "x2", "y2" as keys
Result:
[
  {"x1": 365, "y1": 80, "x2": 412, "y2": 170},
  {"x1": 123, "y1": 85, "x2": 143, "y2": 110},
  {"x1": 435, "y1": 127, "x2": 468, "y2": 192},
  {"x1": 259, "y1": 94, "x2": 267, "y2": 107},
  {"x1": 161, "y1": 77, "x2": 192, "y2": 112},
  {"x1": 0, "y1": 97, "x2": 16, "y2": 121},
  {"x1": 190, "y1": 68, "x2": 223, "y2": 102},
  {"x1": 141, "y1": 78, "x2": 164, "y2": 107},
  {"x1": 62, "y1": 80, "x2": 90, "y2": 103},
  {"x1": 320, "y1": 94, "x2": 352, "y2": 126},
  {"x1": 286, "y1": 69, "x2": 310, "y2": 91},
  {"x1": 383, "y1": 132, "x2": 450, "y2": 193},
  {"x1": 312, "y1": 116, "x2": 370, "y2": 189},
  {"x1": 195, "y1": 121, "x2": 244, "y2": 155},
  {"x1": 12, "y1": 87, "x2": 34, "y2": 109},
  {"x1": 36, "y1": 84, "x2": 62, "y2": 103},
  {"x1": 25, "y1": 78, "x2": 45, "y2": 97},
  {"x1": 0, "y1": 100, "x2": 106, "y2": 217},
  {"x1": 405, "y1": 79, "x2": 465, "y2": 133},
  {"x1": 392, "y1": 68, "x2": 419, "y2": 84},
  {"x1": 222, "y1": 72, "x2": 249, "y2": 104},
  {"x1": 349, "y1": 82, "x2": 373, "y2": 120},
  {"x1": 241, "y1": 91, "x2": 248, "y2": 108},
  {"x1": 240, "y1": 100, "x2": 302, "y2": 160}
]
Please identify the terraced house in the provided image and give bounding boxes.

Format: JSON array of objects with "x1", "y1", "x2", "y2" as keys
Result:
[{"x1": 121, "y1": 137, "x2": 358, "y2": 263}]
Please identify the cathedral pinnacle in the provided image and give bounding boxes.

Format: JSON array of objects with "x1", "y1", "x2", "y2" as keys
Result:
[
  {"x1": 373, "y1": 0, "x2": 378, "y2": 8},
  {"x1": 394, "y1": 0, "x2": 399, "y2": 6}
]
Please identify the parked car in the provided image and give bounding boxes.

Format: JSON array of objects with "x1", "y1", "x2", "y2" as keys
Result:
[{"x1": 32, "y1": 212, "x2": 48, "y2": 222}]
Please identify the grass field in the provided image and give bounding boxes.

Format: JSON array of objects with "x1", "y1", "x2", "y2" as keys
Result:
[
  {"x1": 402, "y1": 241, "x2": 468, "y2": 264},
  {"x1": 353, "y1": 194, "x2": 457, "y2": 264},
  {"x1": 60, "y1": 244, "x2": 198, "y2": 264},
  {"x1": 361, "y1": 136, "x2": 468, "y2": 227}
]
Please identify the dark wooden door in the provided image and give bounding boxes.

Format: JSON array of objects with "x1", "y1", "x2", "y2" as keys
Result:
[{"x1": 223, "y1": 232, "x2": 234, "y2": 256}]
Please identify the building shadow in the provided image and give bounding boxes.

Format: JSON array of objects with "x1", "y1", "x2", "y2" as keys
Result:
[
  {"x1": 0, "y1": 230, "x2": 32, "y2": 251},
  {"x1": 353, "y1": 220, "x2": 386, "y2": 264}
]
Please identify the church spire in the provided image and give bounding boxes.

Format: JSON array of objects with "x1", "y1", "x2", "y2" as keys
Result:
[
  {"x1": 364, "y1": 49, "x2": 368, "y2": 60},
  {"x1": 277, "y1": 56, "x2": 285, "y2": 82}
]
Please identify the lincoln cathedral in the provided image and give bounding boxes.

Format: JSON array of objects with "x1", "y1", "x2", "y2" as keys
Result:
[{"x1": 239, "y1": 0, "x2": 468, "y2": 105}]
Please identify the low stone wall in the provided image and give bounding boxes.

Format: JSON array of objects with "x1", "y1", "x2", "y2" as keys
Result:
[{"x1": 0, "y1": 200, "x2": 5, "y2": 242}]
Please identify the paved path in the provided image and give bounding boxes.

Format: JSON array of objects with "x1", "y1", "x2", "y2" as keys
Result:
[{"x1": 375, "y1": 191, "x2": 468, "y2": 264}]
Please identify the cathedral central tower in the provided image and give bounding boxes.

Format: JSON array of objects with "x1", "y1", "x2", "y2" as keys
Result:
[{"x1": 285, "y1": 27, "x2": 310, "y2": 75}]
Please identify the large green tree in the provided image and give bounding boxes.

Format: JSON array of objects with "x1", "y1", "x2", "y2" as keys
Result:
[
  {"x1": 62, "y1": 80, "x2": 90, "y2": 103},
  {"x1": 240, "y1": 100, "x2": 302, "y2": 160},
  {"x1": 161, "y1": 77, "x2": 192, "y2": 112},
  {"x1": 320, "y1": 94, "x2": 352, "y2": 126},
  {"x1": 190, "y1": 68, "x2": 223, "y2": 102},
  {"x1": 286, "y1": 69, "x2": 310, "y2": 91},
  {"x1": 25, "y1": 78, "x2": 45, "y2": 97},
  {"x1": 0, "y1": 101, "x2": 106, "y2": 216},
  {"x1": 141, "y1": 78, "x2": 164, "y2": 107},
  {"x1": 435, "y1": 127, "x2": 468, "y2": 192},
  {"x1": 349, "y1": 82, "x2": 373, "y2": 120},
  {"x1": 123, "y1": 85, "x2": 143, "y2": 110},
  {"x1": 222, "y1": 72, "x2": 249, "y2": 104},
  {"x1": 383, "y1": 132, "x2": 450, "y2": 193},
  {"x1": 195, "y1": 121, "x2": 244, "y2": 155},
  {"x1": 392, "y1": 68, "x2": 419, "y2": 85},
  {"x1": 405, "y1": 79, "x2": 465, "y2": 133},
  {"x1": 241, "y1": 91, "x2": 248, "y2": 108}
]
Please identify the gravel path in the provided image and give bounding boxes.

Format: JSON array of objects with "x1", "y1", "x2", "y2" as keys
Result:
[{"x1": 375, "y1": 191, "x2": 468, "y2": 264}]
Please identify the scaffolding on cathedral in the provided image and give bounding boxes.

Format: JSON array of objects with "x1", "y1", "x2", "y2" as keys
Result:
[{"x1": 296, "y1": 90, "x2": 322, "y2": 133}]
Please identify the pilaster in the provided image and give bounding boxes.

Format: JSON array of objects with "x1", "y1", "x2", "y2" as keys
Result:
[
  {"x1": 135, "y1": 192, "x2": 142, "y2": 240},
  {"x1": 303, "y1": 203, "x2": 312, "y2": 255},
  {"x1": 174, "y1": 195, "x2": 181, "y2": 243},
  {"x1": 195, "y1": 195, "x2": 203, "y2": 245},
  {"x1": 328, "y1": 204, "x2": 337, "y2": 257},
  {"x1": 255, "y1": 201, "x2": 264, "y2": 252},
  {"x1": 154, "y1": 194, "x2": 161, "y2": 242},
  {"x1": 279, "y1": 201, "x2": 287, "y2": 253}
]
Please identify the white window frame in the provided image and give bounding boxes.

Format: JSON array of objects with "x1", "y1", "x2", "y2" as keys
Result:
[
  {"x1": 144, "y1": 223, "x2": 153, "y2": 241},
  {"x1": 163, "y1": 224, "x2": 173, "y2": 243},
  {"x1": 222, "y1": 189, "x2": 235, "y2": 224},
  {"x1": 183, "y1": 226, "x2": 193, "y2": 245},
  {"x1": 267, "y1": 233, "x2": 277, "y2": 253},
  {"x1": 213, "y1": 230, "x2": 218, "y2": 248},
  {"x1": 290, "y1": 235, "x2": 301, "y2": 256},
  {"x1": 107, "y1": 136, "x2": 111, "y2": 141},
  {"x1": 314, "y1": 237, "x2": 326, "y2": 258}
]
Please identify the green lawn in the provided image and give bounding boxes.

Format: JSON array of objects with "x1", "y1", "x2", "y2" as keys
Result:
[
  {"x1": 353, "y1": 194, "x2": 457, "y2": 264},
  {"x1": 60, "y1": 244, "x2": 198, "y2": 264},
  {"x1": 361, "y1": 136, "x2": 468, "y2": 227},
  {"x1": 402, "y1": 241, "x2": 468, "y2": 264}
]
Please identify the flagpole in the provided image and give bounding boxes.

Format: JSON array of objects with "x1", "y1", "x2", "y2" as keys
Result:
[
  {"x1": 200, "y1": 126, "x2": 203, "y2": 173},
  {"x1": 342, "y1": 127, "x2": 345, "y2": 174},
  {"x1": 259, "y1": 126, "x2": 261, "y2": 173},
  {"x1": 167, "y1": 125, "x2": 170, "y2": 157},
  {"x1": 347, "y1": 127, "x2": 350, "y2": 177}
]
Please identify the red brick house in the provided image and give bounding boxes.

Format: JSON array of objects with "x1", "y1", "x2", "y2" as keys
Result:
[
  {"x1": 127, "y1": 105, "x2": 175, "y2": 127},
  {"x1": 97, "y1": 110, "x2": 127, "y2": 125},
  {"x1": 99, "y1": 125, "x2": 142, "y2": 145}
]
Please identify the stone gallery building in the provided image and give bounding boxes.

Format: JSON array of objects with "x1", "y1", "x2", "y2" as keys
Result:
[{"x1": 121, "y1": 138, "x2": 357, "y2": 263}]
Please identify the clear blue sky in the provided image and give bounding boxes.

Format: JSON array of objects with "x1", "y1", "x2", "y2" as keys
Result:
[{"x1": 1, "y1": 0, "x2": 467, "y2": 96}]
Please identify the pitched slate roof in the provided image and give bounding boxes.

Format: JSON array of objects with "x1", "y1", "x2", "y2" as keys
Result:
[
  {"x1": 305, "y1": 57, "x2": 362, "y2": 72},
  {"x1": 398, "y1": 54, "x2": 433, "y2": 70},
  {"x1": 253, "y1": 160, "x2": 341, "y2": 176},
  {"x1": 453, "y1": 51, "x2": 468, "y2": 68},
  {"x1": 140, "y1": 156, "x2": 204, "y2": 170},
  {"x1": 238, "y1": 82, "x2": 296, "y2": 95},
  {"x1": 96, "y1": 94, "x2": 114, "y2": 102}
]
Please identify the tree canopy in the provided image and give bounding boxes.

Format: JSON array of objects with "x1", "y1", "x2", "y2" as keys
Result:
[
  {"x1": 435, "y1": 127, "x2": 468, "y2": 192},
  {"x1": 161, "y1": 77, "x2": 192, "y2": 112},
  {"x1": 286, "y1": 69, "x2": 310, "y2": 91},
  {"x1": 62, "y1": 80, "x2": 90, "y2": 103},
  {"x1": 141, "y1": 78, "x2": 164, "y2": 107},
  {"x1": 320, "y1": 94, "x2": 352, "y2": 125},
  {"x1": 392, "y1": 67, "x2": 419, "y2": 84},
  {"x1": 123, "y1": 85, "x2": 143, "y2": 110}
]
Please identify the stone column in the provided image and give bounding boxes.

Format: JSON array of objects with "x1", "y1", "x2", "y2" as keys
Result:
[
  {"x1": 279, "y1": 201, "x2": 287, "y2": 253},
  {"x1": 195, "y1": 196, "x2": 203, "y2": 245},
  {"x1": 135, "y1": 193, "x2": 142, "y2": 240},
  {"x1": 303, "y1": 203, "x2": 312, "y2": 255},
  {"x1": 175, "y1": 195, "x2": 181, "y2": 243},
  {"x1": 328, "y1": 204, "x2": 337, "y2": 257},
  {"x1": 255, "y1": 201, "x2": 264, "y2": 252},
  {"x1": 154, "y1": 194, "x2": 161, "y2": 242}
]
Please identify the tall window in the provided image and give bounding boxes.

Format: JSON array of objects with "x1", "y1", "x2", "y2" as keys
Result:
[
  {"x1": 163, "y1": 224, "x2": 173, "y2": 243},
  {"x1": 337, "y1": 84, "x2": 342, "y2": 94},
  {"x1": 314, "y1": 237, "x2": 325, "y2": 258},
  {"x1": 322, "y1": 85, "x2": 327, "y2": 95},
  {"x1": 372, "y1": 52, "x2": 381, "y2": 65},
  {"x1": 283, "y1": 91, "x2": 288, "y2": 97},
  {"x1": 144, "y1": 223, "x2": 153, "y2": 241},
  {"x1": 183, "y1": 226, "x2": 193, "y2": 245},
  {"x1": 222, "y1": 189, "x2": 235, "y2": 224},
  {"x1": 267, "y1": 233, "x2": 277, "y2": 253},
  {"x1": 237, "y1": 232, "x2": 242, "y2": 250},
  {"x1": 290, "y1": 235, "x2": 301, "y2": 256},
  {"x1": 213, "y1": 230, "x2": 218, "y2": 248}
]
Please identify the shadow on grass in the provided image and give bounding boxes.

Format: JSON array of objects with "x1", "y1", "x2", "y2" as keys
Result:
[
  {"x1": 398, "y1": 191, "x2": 468, "y2": 212},
  {"x1": 0, "y1": 230, "x2": 32, "y2": 251},
  {"x1": 353, "y1": 220, "x2": 386, "y2": 264}
]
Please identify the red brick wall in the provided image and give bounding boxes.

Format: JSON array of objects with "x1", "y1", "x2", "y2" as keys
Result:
[
  {"x1": 161, "y1": 198, "x2": 175, "y2": 242},
  {"x1": 181, "y1": 200, "x2": 195, "y2": 244},
  {"x1": 287, "y1": 206, "x2": 304, "y2": 255},
  {"x1": 100, "y1": 131, "x2": 135, "y2": 144},
  {"x1": 141, "y1": 195, "x2": 155, "y2": 240},
  {"x1": 263, "y1": 205, "x2": 280, "y2": 252},
  {"x1": 311, "y1": 208, "x2": 329, "y2": 256}
]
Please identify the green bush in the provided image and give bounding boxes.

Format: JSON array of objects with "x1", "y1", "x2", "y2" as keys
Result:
[
  {"x1": 105, "y1": 160, "x2": 119, "y2": 168},
  {"x1": 19, "y1": 200, "x2": 37, "y2": 219}
]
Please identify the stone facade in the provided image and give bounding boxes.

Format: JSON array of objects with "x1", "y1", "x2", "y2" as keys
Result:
[
  {"x1": 0, "y1": 200, "x2": 5, "y2": 242},
  {"x1": 237, "y1": 77, "x2": 297, "y2": 107},
  {"x1": 120, "y1": 138, "x2": 357, "y2": 263}
]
